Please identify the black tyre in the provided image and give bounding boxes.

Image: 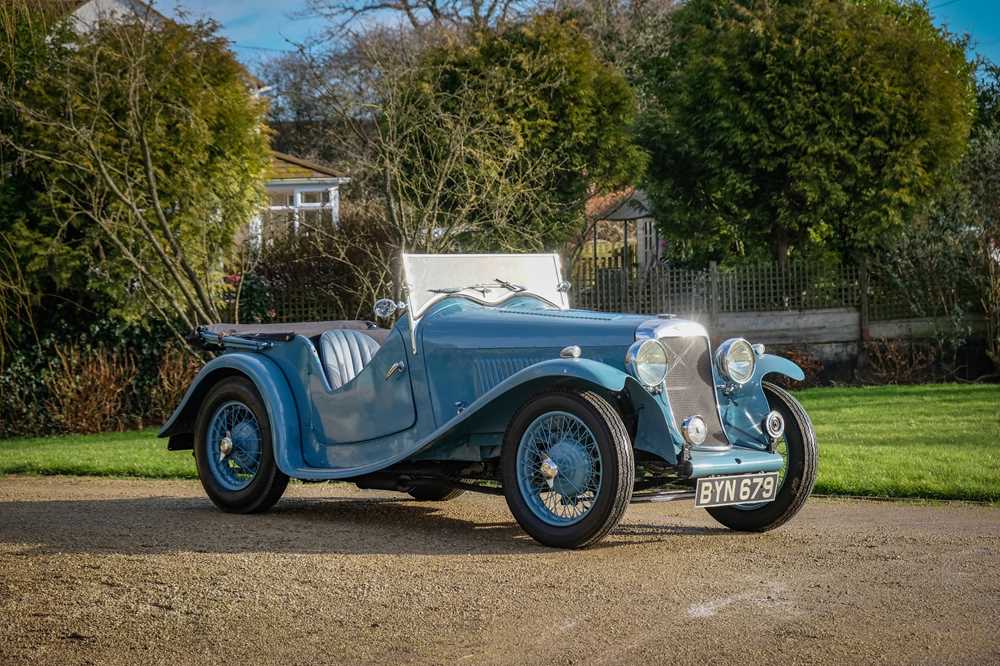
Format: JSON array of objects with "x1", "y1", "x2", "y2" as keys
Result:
[
  {"x1": 407, "y1": 484, "x2": 465, "y2": 501},
  {"x1": 706, "y1": 381, "x2": 817, "y2": 531},
  {"x1": 194, "y1": 376, "x2": 289, "y2": 513},
  {"x1": 502, "y1": 390, "x2": 634, "y2": 549}
]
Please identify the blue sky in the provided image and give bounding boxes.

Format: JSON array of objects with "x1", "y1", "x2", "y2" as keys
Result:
[
  {"x1": 931, "y1": 0, "x2": 1000, "y2": 65},
  {"x1": 163, "y1": 1, "x2": 327, "y2": 63},
  {"x1": 163, "y1": 0, "x2": 1000, "y2": 67}
]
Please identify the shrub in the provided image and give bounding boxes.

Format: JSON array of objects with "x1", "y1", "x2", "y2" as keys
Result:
[
  {"x1": 0, "y1": 352, "x2": 54, "y2": 438},
  {"x1": 43, "y1": 345, "x2": 138, "y2": 434},
  {"x1": 769, "y1": 348, "x2": 824, "y2": 389},
  {"x1": 862, "y1": 338, "x2": 938, "y2": 385},
  {"x1": 149, "y1": 344, "x2": 202, "y2": 422},
  {"x1": 249, "y1": 204, "x2": 396, "y2": 322}
]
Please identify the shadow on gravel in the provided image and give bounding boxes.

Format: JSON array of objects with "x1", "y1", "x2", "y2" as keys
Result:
[{"x1": 0, "y1": 494, "x2": 727, "y2": 556}]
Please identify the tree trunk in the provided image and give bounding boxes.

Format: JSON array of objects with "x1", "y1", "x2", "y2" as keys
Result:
[{"x1": 773, "y1": 230, "x2": 791, "y2": 269}]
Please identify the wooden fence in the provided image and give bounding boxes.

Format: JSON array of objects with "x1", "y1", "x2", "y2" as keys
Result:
[
  {"x1": 570, "y1": 256, "x2": 983, "y2": 348},
  {"x1": 570, "y1": 256, "x2": 967, "y2": 320}
]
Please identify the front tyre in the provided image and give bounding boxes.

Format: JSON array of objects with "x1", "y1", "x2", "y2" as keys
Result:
[
  {"x1": 707, "y1": 381, "x2": 817, "y2": 532},
  {"x1": 502, "y1": 391, "x2": 634, "y2": 549},
  {"x1": 194, "y1": 376, "x2": 289, "y2": 514}
]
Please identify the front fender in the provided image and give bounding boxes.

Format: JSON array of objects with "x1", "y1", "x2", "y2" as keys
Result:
[
  {"x1": 411, "y1": 358, "x2": 626, "y2": 450},
  {"x1": 438, "y1": 357, "x2": 630, "y2": 436},
  {"x1": 754, "y1": 353, "x2": 805, "y2": 383},
  {"x1": 718, "y1": 353, "x2": 804, "y2": 448},
  {"x1": 158, "y1": 353, "x2": 301, "y2": 471},
  {"x1": 496, "y1": 357, "x2": 630, "y2": 393},
  {"x1": 419, "y1": 358, "x2": 680, "y2": 465}
]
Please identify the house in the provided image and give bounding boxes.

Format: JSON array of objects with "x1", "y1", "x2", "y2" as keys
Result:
[
  {"x1": 585, "y1": 188, "x2": 662, "y2": 269},
  {"x1": 252, "y1": 152, "x2": 350, "y2": 242}
]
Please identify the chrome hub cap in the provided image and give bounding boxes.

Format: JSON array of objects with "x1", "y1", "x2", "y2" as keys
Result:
[
  {"x1": 547, "y1": 437, "x2": 593, "y2": 499},
  {"x1": 539, "y1": 457, "x2": 559, "y2": 488},
  {"x1": 218, "y1": 433, "x2": 234, "y2": 462}
]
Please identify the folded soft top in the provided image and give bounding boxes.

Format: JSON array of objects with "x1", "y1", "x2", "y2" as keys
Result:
[{"x1": 203, "y1": 320, "x2": 390, "y2": 345}]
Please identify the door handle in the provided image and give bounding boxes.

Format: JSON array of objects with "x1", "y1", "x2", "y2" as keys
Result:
[{"x1": 384, "y1": 361, "x2": 406, "y2": 380}]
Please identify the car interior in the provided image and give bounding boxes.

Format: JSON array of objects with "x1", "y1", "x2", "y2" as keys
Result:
[{"x1": 206, "y1": 320, "x2": 390, "y2": 392}]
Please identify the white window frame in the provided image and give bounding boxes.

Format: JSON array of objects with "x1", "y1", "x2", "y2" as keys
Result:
[{"x1": 258, "y1": 179, "x2": 347, "y2": 243}]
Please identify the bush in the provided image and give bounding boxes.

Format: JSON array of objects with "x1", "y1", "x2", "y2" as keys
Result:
[
  {"x1": 0, "y1": 351, "x2": 55, "y2": 438},
  {"x1": 249, "y1": 204, "x2": 396, "y2": 322},
  {"x1": 862, "y1": 338, "x2": 938, "y2": 385},
  {"x1": 639, "y1": 0, "x2": 975, "y2": 265},
  {"x1": 43, "y1": 345, "x2": 138, "y2": 434},
  {"x1": 149, "y1": 344, "x2": 202, "y2": 422},
  {"x1": 769, "y1": 348, "x2": 824, "y2": 389}
]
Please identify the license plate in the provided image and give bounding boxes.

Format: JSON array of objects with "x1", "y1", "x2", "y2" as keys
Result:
[{"x1": 694, "y1": 472, "x2": 779, "y2": 508}]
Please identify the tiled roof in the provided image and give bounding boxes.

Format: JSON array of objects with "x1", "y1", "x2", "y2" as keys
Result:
[
  {"x1": 269, "y1": 151, "x2": 343, "y2": 180},
  {"x1": 586, "y1": 188, "x2": 651, "y2": 221}
]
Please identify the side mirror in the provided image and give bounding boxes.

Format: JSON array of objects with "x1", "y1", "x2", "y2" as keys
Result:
[
  {"x1": 557, "y1": 280, "x2": 572, "y2": 293},
  {"x1": 373, "y1": 298, "x2": 407, "y2": 320}
]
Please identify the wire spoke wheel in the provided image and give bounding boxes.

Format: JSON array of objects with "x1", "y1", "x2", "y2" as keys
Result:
[
  {"x1": 516, "y1": 411, "x2": 604, "y2": 526},
  {"x1": 206, "y1": 400, "x2": 263, "y2": 492},
  {"x1": 194, "y1": 377, "x2": 288, "y2": 514},
  {"x1": 503, "y1": 391, "x2": 634, "y2": 549}
]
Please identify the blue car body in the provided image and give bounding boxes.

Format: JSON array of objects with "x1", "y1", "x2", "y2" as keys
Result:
[{"x1": 161, "y1": 296, "x2": 800, "y2": 483}]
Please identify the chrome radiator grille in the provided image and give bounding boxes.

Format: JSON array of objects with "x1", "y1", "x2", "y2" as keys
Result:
[{"x1": 660, "y1": 336, "x2": 729, "y2": 448}]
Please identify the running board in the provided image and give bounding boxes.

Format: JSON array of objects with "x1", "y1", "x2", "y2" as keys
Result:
[{"x1": 631, "y1": 490, "x2": 696, "y2": 504}]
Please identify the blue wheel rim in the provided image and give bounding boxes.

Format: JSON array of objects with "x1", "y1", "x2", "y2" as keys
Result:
[
  {"x1": 516, "y1": 411, "x2": 603, "y2": 526},
  {"x1": 206, "y1": 400, "x2": 262, "y2": 492}
]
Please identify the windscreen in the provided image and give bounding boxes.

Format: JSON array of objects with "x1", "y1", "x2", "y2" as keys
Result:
[{"x1": 401, "y1": 253, "x2": 569, "y2": 319}]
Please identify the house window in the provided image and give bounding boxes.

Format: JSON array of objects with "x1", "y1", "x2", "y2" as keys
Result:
[
  {"x1": 259, "y1": 185, "x2": 340, "y2": 242},
  {"x1": 300, "y1": 190, "x2": 330, "y2": 205}
]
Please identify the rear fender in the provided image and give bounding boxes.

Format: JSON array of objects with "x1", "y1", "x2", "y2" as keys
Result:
[{"x1": 158, "y1": 353, "x2": 301, "y2": 472}]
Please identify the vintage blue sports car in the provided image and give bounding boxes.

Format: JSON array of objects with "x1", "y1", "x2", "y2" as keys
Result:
[{"x1": 161, "y1": 253, "x2": 817, "y2": 549}]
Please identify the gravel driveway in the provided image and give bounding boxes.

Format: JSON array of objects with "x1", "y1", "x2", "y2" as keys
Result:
[{"x1": 0, "y1": 475, "x2": 997, "y2": 665}]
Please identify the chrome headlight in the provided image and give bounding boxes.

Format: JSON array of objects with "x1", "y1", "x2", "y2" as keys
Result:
[
  {"x1": 625, "y1": 339, "x2": 669, "y2": 389},
  {"x1": 716, "y1": 338, "x2": 756, "y2": 385}
]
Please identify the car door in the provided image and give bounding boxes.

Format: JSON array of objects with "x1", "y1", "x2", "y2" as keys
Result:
[{"x1": 308, "y1": 328, "x2": 417, "y2": 448}]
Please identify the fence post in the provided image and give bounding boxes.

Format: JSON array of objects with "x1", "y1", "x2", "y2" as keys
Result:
[
  {"x1": 709, "y1": 261, "x2": 719, "y2": 330},
  {"x1": 857, "y1": 258, "x2": 870, "y2": 372}
]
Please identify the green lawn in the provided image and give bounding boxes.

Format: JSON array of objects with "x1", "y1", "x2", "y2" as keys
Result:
[
  {"x1": 0, "y1": 428, "x2": 196, "y2": 479},
  {"x1": 0, "y1": 384, "x2": 997, "y2": 502},
  {"x1": 797, "y1": 383, "x2": 1000, "y2": 503}
]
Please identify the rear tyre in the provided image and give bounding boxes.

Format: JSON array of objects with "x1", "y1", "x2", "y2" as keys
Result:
[
  {"x1": 407, "y1": 484, "x2": 465, "y2": 501},
  {"x1": 706, "y1": 382, "x2": 817, "y2": 532},
  {"x1": 502, "y1": 390, "x2": 634, "y2": 549},
  {"x1": 194, "y1": 376, "x2": 289, "y2": 514}
]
